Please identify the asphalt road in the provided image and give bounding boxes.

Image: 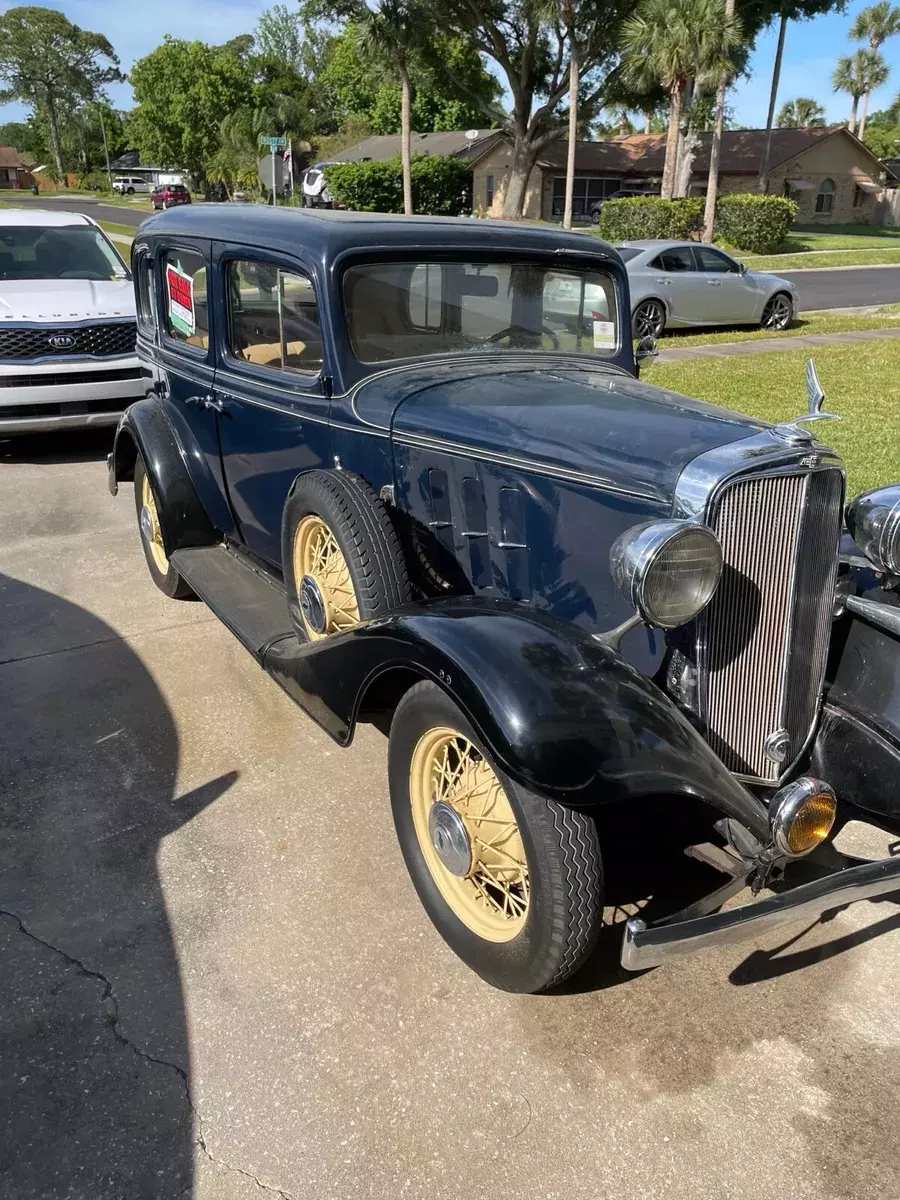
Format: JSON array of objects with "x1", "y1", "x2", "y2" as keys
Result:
[
  {"x1": 2, "y1": 428, "x2": 900, "y2": 1200},
  {"x1": 784, "y1": 265, "x2": 900, "y2": 312},
  {"x1": 4, "y1": 194, "x2": 150, "y2": 228}
]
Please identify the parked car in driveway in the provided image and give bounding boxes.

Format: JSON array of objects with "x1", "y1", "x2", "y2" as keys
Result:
[
  {"x1": 619, "y1": 239, "x2": 797, "y2": 338},
  {"x1": 0, "y1": 210, "x2": 145, "y2": 435},
  {"x1": 301, "y1": 162, "x2": 341, "y2": 208},
  {"x1": 109, "y1": 207, "x2": 900, "y2": 993},
  {"x1": 589, "y1": 186, "x2": 660, "y2": 225},
  {"x1": 112, "y1": 175, "x2": 151, "y2": 195},
  {"x1": 151, "y1": 182, "x2": 191, "y2": 211}
]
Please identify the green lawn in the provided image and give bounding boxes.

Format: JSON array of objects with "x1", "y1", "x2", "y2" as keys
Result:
[
  {"x1": 742, "y1": 247, "x2": 900, "y2": 271},
  {"x1": 658, "y1": 303, "x2": 900, "y2": 348},
  {"x1": 645, "y1": 337, "x2": 900, "y2": 495},
  {"x1": 98, "y1": 221, "x2": 137, "y2": 239}
]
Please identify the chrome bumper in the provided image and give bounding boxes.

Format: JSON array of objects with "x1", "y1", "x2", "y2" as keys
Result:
[{"x1": 621, "y1": 854, "x2": 900, "y2": 970}]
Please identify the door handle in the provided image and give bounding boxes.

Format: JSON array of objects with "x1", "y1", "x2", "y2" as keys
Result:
[
  {"x1": 202, "y1": 395, "x2": 230, "y2": 415},
  {"x1": 707, "y1": 280, "x2": 723, "y2": 286},
  {"x1": 184, "y1": 393, "x2": 211, "y2": 407},
  {"x1": 655, "y1": 277, "x2": 672, "y2": 285}
]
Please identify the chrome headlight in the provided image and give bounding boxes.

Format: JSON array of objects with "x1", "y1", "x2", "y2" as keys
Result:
[
  {"x1": 610, "y1": 519, "x2": 723, "y2": 629},
  {"x1": 846, "y1": 485, "x2": 900, "y2": 574}
]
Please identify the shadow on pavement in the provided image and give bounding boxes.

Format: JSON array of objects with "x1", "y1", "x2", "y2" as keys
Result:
[
  {"x1": 0, "y1": 427, "x2": 116, "y2": 466},
  {"x1": 0, "y1": 573, "x2": 235, "y2": 1198}
]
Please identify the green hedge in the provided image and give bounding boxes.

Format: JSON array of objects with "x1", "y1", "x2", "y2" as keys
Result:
[
  {"x1": 713, "y1": 194, "x2": 798, "y2": 254},
  {"x1": 598, "y1": 196, "x2": 704, "y2": 242},
  {"x1": 323, "y1": 153, "x2": 472, "y2": 215}
]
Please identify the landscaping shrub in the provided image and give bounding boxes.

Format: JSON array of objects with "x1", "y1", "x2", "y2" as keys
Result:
[
  {"x1": 713, "y1": 193, "x2": 798, "y2": 254},
  {"x1": 324, "y1": 153, "x2": 472, "y2": 215},
  {"x1": 74, "y1": 170, "x2": 110, "y2": 193},
  {"x1": 598, "y1": 196, "x2": 704, "y2": 242}
]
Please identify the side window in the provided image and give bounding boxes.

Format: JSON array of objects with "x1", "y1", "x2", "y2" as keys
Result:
[
  {"x1": 135, "y1": 254, "x2": 155, "y2": 335},
  {"x1": 695, "y1": 246, "x2": 739, "y2": 274},
  {"x1": 227, "y1": 259, "x2": 323, "y2": 376},
  {"x1": 653, "y1": 247, "x2": 696, "y2": 272},
  {"x1": 163, "y1": 248, "x2": 208, "y2": 349}
]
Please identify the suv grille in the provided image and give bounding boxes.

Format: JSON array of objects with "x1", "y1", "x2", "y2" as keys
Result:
[
  {"x1": 697, "y1": 469, "x2": 843, "y2": 782},
  {"x1": 0, "y1": 322, "x2": 137, "y2": 360}
]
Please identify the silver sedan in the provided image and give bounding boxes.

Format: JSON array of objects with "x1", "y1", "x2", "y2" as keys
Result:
[{"x1": 618, "y1": 240, "x2": 797, "y2": 339}]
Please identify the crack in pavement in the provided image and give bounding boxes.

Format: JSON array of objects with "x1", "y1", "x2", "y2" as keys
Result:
[{"x1": 1, "y1": 908, "x2": 296, "y2": 1200}]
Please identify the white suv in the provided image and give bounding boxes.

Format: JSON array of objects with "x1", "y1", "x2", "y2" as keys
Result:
[
  {"x1": 0, "y1": 210, "x2": 145, "y2": 434},
  {"x1": 112, "y1": 176, "x2": 151, "y2": 195}
]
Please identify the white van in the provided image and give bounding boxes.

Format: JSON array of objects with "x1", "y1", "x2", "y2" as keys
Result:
[{"x1": 112, "y1": 176, "x2": 151, "y2": 195}]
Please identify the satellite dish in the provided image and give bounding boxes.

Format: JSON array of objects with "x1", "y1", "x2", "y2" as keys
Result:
[{"x1": 464, "y1": 129, "x2": 480, "y2": 141}]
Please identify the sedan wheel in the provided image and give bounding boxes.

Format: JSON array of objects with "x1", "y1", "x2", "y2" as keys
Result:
[
  {"x1": 761, "y1": 292, "x2": 793, "y2": 331},
  {"x1": 632, "y1": 298, "x2": 666, "y2": 340}
]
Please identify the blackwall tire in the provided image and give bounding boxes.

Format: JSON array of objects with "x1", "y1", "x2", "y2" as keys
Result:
[
  {"x1": 388, "y1": 680, "x2": 604, "y2": 993},
  {"x1": 127, "y1": 187, "x2": 135, "y2": 195},
  {"x1": 134, "y1": 456, "x2": 194, "y2": 599},
  {"x1": 282, "y1": 470, "x2": 410, "y2": 641},
  {"x1": 632, "y1": 298, "x2": 666, "y2": 339}
]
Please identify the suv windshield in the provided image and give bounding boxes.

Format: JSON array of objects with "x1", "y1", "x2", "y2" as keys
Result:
[
  {"x1": 0, "y1": 225, "x2": 127, "y2": 282},
  {"x1": 343, "y1": 260, "x2": 618, "y2": 364}
]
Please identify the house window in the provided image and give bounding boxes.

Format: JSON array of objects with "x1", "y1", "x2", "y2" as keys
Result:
[
  {"x1": 853, "y1": 184, "x2": 866, "y2": 208},
  {"x1": 486, "y1": 174, "x2": 495, "y2": 207},
  {"x1": 551, "y1": 176, "x2": 621, "y2": 218},
  {"x1": 782, "y1": 179, "x2": 793, "y2": 198},
  {"x1": 815, "y1": 178, "x2": 835, "y2": 214}
]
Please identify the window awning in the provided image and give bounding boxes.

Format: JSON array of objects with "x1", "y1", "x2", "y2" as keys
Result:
[
  {"x1": 784, "y1": 179, "x2": 814, "y2": 191},
  {"x1": 855, "y1": 180, "x2": 881, "y2": 194}
]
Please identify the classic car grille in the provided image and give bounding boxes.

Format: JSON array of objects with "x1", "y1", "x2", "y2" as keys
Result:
[
  {"x1": 697, "y1": 469, "x2": 843, "y2": 781},
  {"x1": 0, "y1": 322, "x2": 137, "y2": 360}
]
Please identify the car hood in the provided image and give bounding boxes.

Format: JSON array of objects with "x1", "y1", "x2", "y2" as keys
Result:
[
  {"x1": 0, "y1": 278, "x2": 135, "y2": 323},
  {"x1": 356, "y1": 358, "x2": 767, "y2": 505}
]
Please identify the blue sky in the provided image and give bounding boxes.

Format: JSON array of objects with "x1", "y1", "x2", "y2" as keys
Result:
[{"x1": 0, "y1": 0, "x2": 897, "y2": 130}]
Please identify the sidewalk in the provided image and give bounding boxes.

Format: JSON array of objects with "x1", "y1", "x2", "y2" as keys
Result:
[{"x1": 657, "y1": 326, "x2": 900, "y2": 362}]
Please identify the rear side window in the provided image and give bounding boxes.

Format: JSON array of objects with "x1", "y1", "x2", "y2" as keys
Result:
[
  {"x1": 227, "y1": 259, "x2": 323, "y2": 376},
  {"x1": 616, "y1": 247, "x2": 642, "y2": 263},
  {"x1": 135, "y1": 254, "x2": 155, "y2": 334},
  {"x1": 650, "y1": 247, "x2": 696, "y2": 272},
  {"x1": 163, "y1": 248, "x2": 208, "y2": 349}
]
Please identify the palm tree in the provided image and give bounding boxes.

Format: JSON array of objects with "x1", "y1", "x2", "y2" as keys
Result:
[
  {"x1": 850, "y1": 2, "x2": 900, "y2": 137},
  {"x1": 357, "y1": 0, "x2": 418, "y2": 215},
  {"x1": 621, "y1": 0, "x2": 741, "y2": 199},
  {"x1": 776, "y1": 97, "x2": 827, "y2": 127},
  {"x1": 702, "y1": 0, "x2": 736, "y2": 240},
  {"x1": 833, "y1": 49, "x2": 890, "y2": 134}
]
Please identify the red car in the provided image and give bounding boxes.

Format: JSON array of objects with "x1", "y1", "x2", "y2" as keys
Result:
[{"x1": 151, "y1": 183, "x2": 191, "y2": 211}]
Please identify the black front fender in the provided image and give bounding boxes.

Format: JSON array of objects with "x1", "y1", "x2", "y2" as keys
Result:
[
  {"x1": 264, "y1": 597, "x2": 770, "y2": 840},
  {"x1": 108, "y1": 398, "x2": 218, "y2": 555}
]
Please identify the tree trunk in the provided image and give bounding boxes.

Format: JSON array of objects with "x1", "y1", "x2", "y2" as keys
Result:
[
  {"x1": 400, "y1": 66, "x2": 413, "y2": 216},
  {"x1": 45, "y1": 92, "x2": 64, "y2": 175},
  {"x1": 672, "y1": 78, "x2": 694, "y2": 198},
  {"x1": 848, "y1": 93, "x2": 859, "y2": 135},
  {"x1": 661, "y1": 83, "x2": 683, "y2": 199},
  {"x1": 563, "y1": 43, "x2": 578, "y2": 230},
  {"x1": 644, "y1": 113, "x2": 652, "y2": 135},
  {"x1": 702, "y1": 0, "x2": 735, "y2": 241},
  {"x1": 501, "y1": 132, "x2": 538, "y2": 217},
  {"x1": 858, "y1": 90, "x2": 870, "y2": 140},
  {"x1": 758, "y1": 10, "x2": 787, "y2": 193}
]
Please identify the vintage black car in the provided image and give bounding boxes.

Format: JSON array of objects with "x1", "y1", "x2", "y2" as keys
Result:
[{"x1": 108, "y1": 206, "x2": 900, "y2": 994}]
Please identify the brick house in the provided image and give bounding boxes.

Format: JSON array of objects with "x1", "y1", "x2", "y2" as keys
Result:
[{"x1": 0, "y1": 146, "x2": 35, "y2": 190}]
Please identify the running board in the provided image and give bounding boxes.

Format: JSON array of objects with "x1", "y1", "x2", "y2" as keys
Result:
[{"x1": 170, "y1": 545, "x2": 297, "y2": 661}]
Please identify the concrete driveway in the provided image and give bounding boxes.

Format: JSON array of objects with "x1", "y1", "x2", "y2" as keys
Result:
[{"x1": 2, "y1": 430, "x2": 900, "y2": 1200}]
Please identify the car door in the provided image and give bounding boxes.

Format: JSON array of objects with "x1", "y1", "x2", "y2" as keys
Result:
[
  {"x1": 647, "y1": 246, "x2": 709, "y2": 323},
  {"x1": 155, "y1": 240, "x2": 234, "y2": 533},
  {"x1": 692, "y1": 245, "x2": 757, "y2": 323},
  {"x1": 212, "y1": 245, "x2": 332, "y2": 567}
]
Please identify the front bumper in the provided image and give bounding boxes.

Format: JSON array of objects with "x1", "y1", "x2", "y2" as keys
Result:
[
  {"x1": 0, "y1": 355, "x2": 146, "y2": 434},
  {"x1": 621, "y1": 853, "x2": 900, "y2": 970}
]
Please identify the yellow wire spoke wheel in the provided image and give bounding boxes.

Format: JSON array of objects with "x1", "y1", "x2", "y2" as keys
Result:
[
  {"x1": 292, "y1": 514, "x2": 360, "y2": 640},
  {"x1": 409, "y1": 726, "x2": 530, "y2": 943},
  {"x1": 140, "y1": 471, "x2": 169, "y2": 574}
]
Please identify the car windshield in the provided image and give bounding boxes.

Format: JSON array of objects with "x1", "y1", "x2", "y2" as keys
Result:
[
  {"x1": 0, "y1": 225, "x2": 127, "y2": 282},
  {"x1": 343, "y1": 259, "x2": 618, "y2": 364}
]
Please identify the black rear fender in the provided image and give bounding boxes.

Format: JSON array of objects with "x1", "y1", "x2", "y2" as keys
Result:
[
  {"x1": 108, "y1": 398, "x2": 219, "y2": 555},
  {"x1": 263, "y1": 597, "x2": 770, "y2": 840}
]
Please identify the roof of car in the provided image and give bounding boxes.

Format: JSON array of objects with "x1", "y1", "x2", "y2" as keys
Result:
[
  {"x1": 0, "y1": 208, "x2": 95, "y2": 228},
  {"x1": 138, "y1": 204, "x2": 621, "y2": 262}
]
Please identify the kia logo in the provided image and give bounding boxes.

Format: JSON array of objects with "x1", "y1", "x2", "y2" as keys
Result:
[{"x1": 48, "y1": 334, "x2": 76, "y2": 349}]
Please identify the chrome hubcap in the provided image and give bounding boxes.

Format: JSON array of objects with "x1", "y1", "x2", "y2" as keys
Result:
[
  {"x1": 140, "y1": 505, "x2": 155, "y2": 544},
  {"x1": 429, "y1": 800, "x2": 473, "y2": 877},
  {"x1": 765, "y1": 296, "x2": 791, "y2": 328},
  {"x1": 299, "y1": 573, "x2": 328, "y2": 635}
]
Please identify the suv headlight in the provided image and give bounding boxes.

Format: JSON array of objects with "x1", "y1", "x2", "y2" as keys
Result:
[
  {"x1": 846, "y1": 485, "x2": 900, "y2": 575},
  {"x1": 610, "y1": 519, "x2": 723, "y2": 629}
]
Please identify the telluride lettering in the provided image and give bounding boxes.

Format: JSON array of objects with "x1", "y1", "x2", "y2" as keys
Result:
[{"x1": 107, "y1": 207, "x2": 900, "y2": 993}]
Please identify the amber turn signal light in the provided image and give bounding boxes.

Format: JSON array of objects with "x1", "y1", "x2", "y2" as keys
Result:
[{"x1": 770, "y1": 778, "x2": 837, "y2": 857}]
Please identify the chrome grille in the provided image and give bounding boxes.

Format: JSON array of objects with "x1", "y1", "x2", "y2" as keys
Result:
[
  {"x1": 697, "y1": 469, "x2": 843, "y2": 781},
  {"x1": 0, "y1": 322, "x2": 136, "y2": 360}
]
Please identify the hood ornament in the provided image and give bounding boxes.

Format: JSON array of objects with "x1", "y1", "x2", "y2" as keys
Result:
[{"x1": 774, "y1": 358, "x2": 842, "y2": 443}]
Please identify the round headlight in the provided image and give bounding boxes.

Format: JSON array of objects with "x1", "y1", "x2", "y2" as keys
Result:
[
  {"x1": 846, "y1": 485, "x2": 900, "y2": 574},
  {"x1": 770, "y1": 777, "x2": 837, "y2": 856},
  {"x1": 610, "y1": 520, "x2": 723, "y2": 629}
]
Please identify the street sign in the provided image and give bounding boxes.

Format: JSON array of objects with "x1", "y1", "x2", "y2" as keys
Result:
[{"x1": 260, "y1": 135, "x2": 287, "y2": 148}]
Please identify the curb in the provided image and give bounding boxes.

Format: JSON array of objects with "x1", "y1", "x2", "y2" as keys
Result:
[{"x1": 656, "y1": 326, "x2": 900, "y2": 363}]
